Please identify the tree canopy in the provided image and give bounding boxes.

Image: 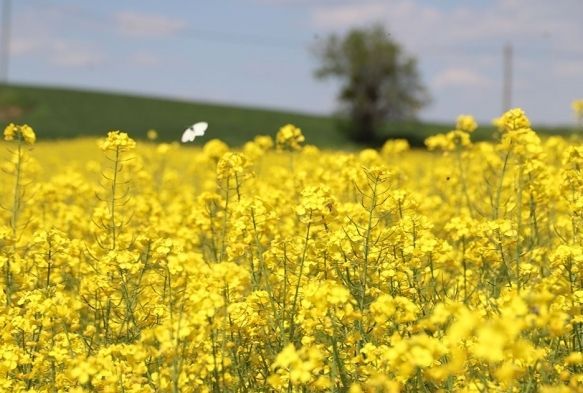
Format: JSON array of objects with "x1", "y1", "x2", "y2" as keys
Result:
[{"x1": 314, "y1": 24, "x2": 430, "y2": 143}]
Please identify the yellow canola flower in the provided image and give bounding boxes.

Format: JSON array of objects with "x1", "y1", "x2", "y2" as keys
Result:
[
  {"x1": 472, "y1": 323, "x2": 508, "y2": 362},
  {"x1": 296, "y1": 185, "x2": 337, "y2": 225},
  {"x1": 272, "y1": 343, "x2": 300, "y2": 370},
  {"x1": 254, "y1": 134, "x2": 274, "y2": 150},
  {"x1": 99, "y1": 130, "x2": 136, "y2": 152},
  {"x1": 381, "y1": 138, "x2": 410, "y2": 156},
  {"x1": 147, "y1": 129, "x2": 158, "y2": 140},
  {"x1": 425, "y1": 130, "x2": 471, "y2": 151},
  {"x1": 370, "y1": 294, "x2": 418, "y2": 325},
  {"x1": 565, "y1": 352, "x2": 583, "y2": 365},
  {"x1": 3, "y1": 123, "x2": 36, "y2": 144},
  {"x1": 268, "y1": 344, "x2": 326, "y2": 389},
  {"x1": 424, "y1": 113, "x2": 477, "y2": 151},
  {"x1": 203, "y1": 138, "x2": 229, "y2": 161},
  {"x1": 456, "y1": 114, "x2": 478, "y2": 133},
  {"x1": 276, "y1": 123, "x2": 304, "y2": 151},
  {"x1": 216, "y1": 152, "x2": 253, "y2": 182},
  {"x1": 499, "y1": 107, "x2": 531, "y2": 132}
]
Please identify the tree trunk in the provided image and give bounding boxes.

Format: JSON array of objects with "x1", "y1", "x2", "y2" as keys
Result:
[{"x1": 354, "y1": 111, "x2": 376, "y2": 143}]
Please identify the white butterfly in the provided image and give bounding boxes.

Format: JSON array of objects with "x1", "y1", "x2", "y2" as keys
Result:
[{"x1": 181, "y1": 122, "x2": 208, "y2": 143}]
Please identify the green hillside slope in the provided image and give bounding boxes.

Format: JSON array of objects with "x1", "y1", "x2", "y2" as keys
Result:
[{"x1": 0, "y1": 83, "x2": 574, "y2": 147}]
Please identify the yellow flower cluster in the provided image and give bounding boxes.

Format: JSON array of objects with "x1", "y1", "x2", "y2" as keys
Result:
[
  {"x1": 381, "y1": 139, "x2": 410, "y2": 157},
  {"x1": 1, "y1": 111, "x2": 583, "y2": 392},
  {"x1": 276, "y1": 123, "x2": 304, "y2": 151},
  {"x1": 296, "y1": 185, "x2": 337, "y2": 225},
  {"x1": 498, "y1": 107, "x2": 531, "y2": 132},
  {"x1": 99, "y1": 130, "x2": 137, "y2": 152},
  {"x1": 3, "y1": 123, "x2": 36, "y2": 144},
  {"x1": 455, "y1": 114, "x2": 478, "y2": 133},
  {"x1": 216, "y1": 152, "x2": 253, "y2": 183},
  {"x1": 425, "y1": 114, "x2": 477, "y2": 152}
]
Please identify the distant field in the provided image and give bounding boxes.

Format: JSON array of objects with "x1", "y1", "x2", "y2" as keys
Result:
[{"x1": 0, "y1": 83, "x2": 575, "y2": 147}]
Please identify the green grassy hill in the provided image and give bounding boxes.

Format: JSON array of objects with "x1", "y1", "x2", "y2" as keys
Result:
[{"x1": 0, "y1": 83, "x2": 574, "y2": 148}]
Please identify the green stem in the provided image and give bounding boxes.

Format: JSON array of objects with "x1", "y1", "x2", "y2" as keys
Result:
[
  {"x1": 219, "y1": 184, "x2": 230, "y2": 262},
  {"x1": 456, "y1": 146, "x2": 473, "y2": 217},
  {"x1": 110, "y1": 145, "x2": 120, "y2": 250},
  {"x1": 330, "y1": 330, "x2": 350, "y2": 390},
  {"x1": 493, "y1": 150, "x2": 511, "y2": 220},
  {"x1": 6, "y1": 133, "x2": 24, "y2": 305},
  {"x1": 289, "y1": 217, "x2": 311, "y2": 342},
  {"x1": 361, "y1": 179, "x2": 377, "y2": 310},
  {"x1": 11, "y1": 134, "x2": 23, "y2": 234},
  {"x1": 515, "y1": 161, "x2": 523, "y2": 292}
]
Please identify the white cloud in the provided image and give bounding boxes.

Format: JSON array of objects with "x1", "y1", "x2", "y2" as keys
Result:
[
  {"x1": 11, "y1": 36, "x2": 104, "y2": 68},
  {"x1": 115, "y1": 11, "x2": 186, "y2": 38},
  {"x1": 8, "y1": 4, "x2": 105, "y2": 68},
  {"x1": 49, "y1": 41, "x2": 104, "y2": 68},
  {"x1": 10, "y1": 38, "x2": 42, "y2": 56},
  {"x1": 432, "y1": 68, "x2": 490, "y2": 89},
  {"x1": 309, "y1": 0, "x2": 583, "y2": 57},
  {"x1": 311, "y1": 3, "x2": 388, "y2": 28}
]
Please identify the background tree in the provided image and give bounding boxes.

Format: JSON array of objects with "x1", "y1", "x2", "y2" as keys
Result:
[{"x1": 314, "y1": 24, "x2": 430, "y2": 144}]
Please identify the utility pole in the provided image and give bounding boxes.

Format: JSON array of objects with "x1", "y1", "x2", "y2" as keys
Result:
[
  {"x1": 502, "y1": 43, "x2": 513, "y2": 112},
  {"x1": 0, "y1": 0, "x2": 11, "y2": 83}
]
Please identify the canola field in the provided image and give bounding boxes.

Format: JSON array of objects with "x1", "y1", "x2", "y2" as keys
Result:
[{"x1": 0, "y1": 109, "x2": 582, "y2": 392}]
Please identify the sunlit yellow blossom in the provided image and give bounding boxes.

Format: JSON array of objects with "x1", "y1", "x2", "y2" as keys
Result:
[
  {"x1": 381, "y1": 139, "x2": 410, "y2": 156},
  {"x1": 276, "y1": 123, "x2": 304, "y2": 151},
  {"x1": 296, "y1": 185, "x2": 337, "y2": 224},
  {"x1": 156, "y1": 143, "x2": 171, "y2": 155},
  {"x1": 216, "y1": 152, "x2": 253, "y2": 183},
  {"x1": 254, "y1": 135, "x2": 274, "y2": 150},
  {"x1": 499, "y1": 107, "x2": 531, "y2": 132},
  {"x1": 425, "y1": 130, "x2": 470, "y2": 151},
  {"x1": 99, "y1": 130, "x2": 136, "y2": 151},
  {"x1": 203, "y1": 138, "x2": 229, "y2": 161},
  {"x1": 456, "y1": 114, "x2": 478, "y2": 133},
  {"x1": 269, "y1": 344, "x2": 327, "y2": 388},
  {"x1": 3, "y1": 123, "x2": 36, "y2": 144},
  {"x1": 147, "y1": 129, "x2": 158, "y2": 140}
]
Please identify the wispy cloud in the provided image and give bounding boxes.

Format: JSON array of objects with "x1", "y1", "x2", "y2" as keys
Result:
[
  {"x1": 115, "y1": 11, "x2": 187, "y2": 38},
  {"x1": 10, "y1": 38, "x2": 42, "y2": 56},
  {"x1": 432, "y1": 67, "x2": 491, "y2": 89},
  {"x1": 12, "y1": 37, "x2": 104, "y2": 68},
  {"x1": 309, "y1": 0, "x2": 583, "y2": 55},
  {"x1": 49, "y1": 41, "x2": 104, "y2": 68},
  {"x1": 9, "y1": 4, "x2": 106, "y2": 68},
  {"x1": 311, "y1": 2, "x2": 387, "y2": 28}
]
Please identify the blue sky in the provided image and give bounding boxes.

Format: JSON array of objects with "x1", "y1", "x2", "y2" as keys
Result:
[{"x1": 4, "y1": 0, "x2": 583, "y2": 124}]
